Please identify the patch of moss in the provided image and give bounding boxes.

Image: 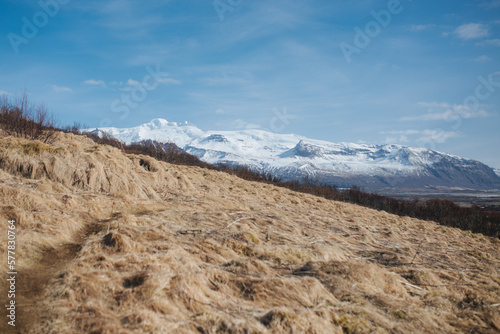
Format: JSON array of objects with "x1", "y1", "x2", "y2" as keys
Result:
[
  {"x1": 21, "y1": 142, "x2": 59, "y2": 155},
  {"x1": 242, "y1": 232, "x2": 260, "y2": 244},
  {"x1": 333, "y1": 314, "x2": 369, "y2": 334},
  {"x1": 259, "y1": 253, "x2": 283, "y2": 264},
  {"x1": 85, "y1": 145, "x2": 100, "y2": 153},
  {"x1": 392, "y1": 310, "x2": 407, "y2": 319}
]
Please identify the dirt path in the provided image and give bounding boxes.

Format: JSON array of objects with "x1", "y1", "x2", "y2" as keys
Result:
[{"x1": 1, "y1": 220, "x2": 106, "y2": 334}]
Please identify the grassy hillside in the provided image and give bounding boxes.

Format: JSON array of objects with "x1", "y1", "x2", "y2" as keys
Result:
[{"x1": 0, "y1": 131, "x2": 499, "y2": 333}]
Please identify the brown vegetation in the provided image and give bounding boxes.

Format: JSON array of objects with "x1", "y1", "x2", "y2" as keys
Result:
[
  {"x1": 271, "y1": 182, "x2": 500, "y2": 238},
  {"x1": 0, "y1": 127, "x2": 499, "y2": 333}
]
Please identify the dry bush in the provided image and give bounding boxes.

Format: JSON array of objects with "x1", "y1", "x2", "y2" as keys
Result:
[{"x1": 0, "y1": 93, "x2": 58, "y2": 143}]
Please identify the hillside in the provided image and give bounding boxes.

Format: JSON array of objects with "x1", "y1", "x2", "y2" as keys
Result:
[
  {"x1": 96, "y1": 119, "x2": 500, "y2": 192},
  {"x1": 1, "y1": 132, "x2": 499, "y2": 333}
]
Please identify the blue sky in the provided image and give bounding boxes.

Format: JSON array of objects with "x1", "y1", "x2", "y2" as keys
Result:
[{"x1": 1, "y1": 0, "x2": 499, "y2": 168}]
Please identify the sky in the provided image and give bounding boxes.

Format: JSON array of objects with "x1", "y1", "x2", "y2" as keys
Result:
[{"x1": 1, "y1": 0, "x2": 499, "y2": 168}]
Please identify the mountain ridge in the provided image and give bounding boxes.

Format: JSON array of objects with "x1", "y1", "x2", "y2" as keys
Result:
[{"x1": 93, "y1": 119, "x2": 500, "y2": 191}]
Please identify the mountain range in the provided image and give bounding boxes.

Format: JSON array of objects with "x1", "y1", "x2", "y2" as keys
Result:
[{"x1": 93, "y1": 119, "x2": 500, "y2": 192}]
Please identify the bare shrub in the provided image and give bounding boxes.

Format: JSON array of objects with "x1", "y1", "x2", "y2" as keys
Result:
[
  {"x1": 63, "y1": 121, "x2": 88, "y2": 135},
  {"x1": 0, "y1": 92, "x2": 58, "y2": 143}
]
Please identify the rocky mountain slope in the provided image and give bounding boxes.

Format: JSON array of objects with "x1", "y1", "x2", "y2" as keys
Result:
[
  {"x1": 95, "y1": 119, "x2": 500, "y2": 192},
  {"x1": 0, "y1": 131, "x2": 499, "y2": 333}
]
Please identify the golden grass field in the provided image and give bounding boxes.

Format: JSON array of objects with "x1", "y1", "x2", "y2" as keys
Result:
[{"x1": 0, "y1": 132, "x2": 499, "y2": 333}]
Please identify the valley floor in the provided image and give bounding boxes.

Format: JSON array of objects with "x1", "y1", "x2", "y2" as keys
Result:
[{"x1": 0, "y1": 133, "x2": 499, "y2": 333}]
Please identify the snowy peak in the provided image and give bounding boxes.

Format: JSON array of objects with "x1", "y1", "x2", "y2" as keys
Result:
[
  {"x1": 281, "y1": 141, "x2": 324, "y2": 159},
  {"x1": 146, "y1": 118, "x2": 170, "y2": 129},
  {"x1": 94, "y1": 119, "x2": 500, "y2": 191},
  {"x1": 201, "y1": 134, "x2": 229, "y2": 144},
  {"x1": 143, "y1": 118, "x2": 196, "y2": 130},
  {"x1": 87, "y1": 128, "x2": 124, "y2": 143},
  {"x1": 98, "y1": 119, "x2": 203, "y2": 148}
]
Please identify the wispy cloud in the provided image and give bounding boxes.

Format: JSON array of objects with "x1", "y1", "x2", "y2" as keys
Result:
[
  {"x1": 231, "y1": 119, "x2": 261, "y2": 130},
  {"x1": 454, "y1": 23, "x2": 489, "y2": 40},
  {"x1": 83, "y1": 79, "x2": 106, "y2": 87},
  {"x1": 52, "y1": 85, "x2": 72, "y2": 93},
  {"x1": 476, "y1": 38, "x2": 500, "y2": 46},
  {"x1": 0, "y1": 91, "x2": 11, "y2": 96},
  {"x1": 474, "y1": 55, "x2": 492, "y2": 62},
  {"x1": 127, "y1": 79, "x2": 141, "y2": 86},
  {"x1": 410, "y1": 24, "x2": 435, "y2": 32},
  {"x1": 215, "y1": 1, "x2": 313, "y2": 43},
  {"x1": 400, "y1": 102, "x2": 491, "y2": 121},
  {"x1": 201, "y1": 73, "x2": 252, "y2": 86},
  {"x1": 416, "y1": 129, "x2": 460, "y2": 143},
  {"x1": 480, "y1": 0, "x2": 500, "y2": 9},
  {"x1": 382, "y1": 129, "x2": 460, "y2": 144},
  {"x1": 71, "y1": 0, "x2": 165, "y2": 34},
  {"x1": 115, "y1": 75, "x2": 181, "y2": 92},
  {"x1": 157, "y1": 78, "x2": 181, "y2": 85}
]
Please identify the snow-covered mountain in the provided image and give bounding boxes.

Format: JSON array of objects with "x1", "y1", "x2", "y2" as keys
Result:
[
  {"x1": 92, "y1": 119, "x2": 500, "y2": 191},
  {"x1": 495, "y1": 168, "x2": 500, "y2": 178}
]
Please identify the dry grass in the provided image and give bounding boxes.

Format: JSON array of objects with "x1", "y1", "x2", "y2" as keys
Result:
[{"x1": 0, "y1": 132, "x2": 499, "y2": 333}]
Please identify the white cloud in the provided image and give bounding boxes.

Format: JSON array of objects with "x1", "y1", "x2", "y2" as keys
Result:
[
  {"x1": 220, "y1": 2, "x2": 310, "y2": 43},
  {"x1": 474, "y1": 55, "x2": 492, "y2": 62},
  {"x1": 157, "y1": 77, "x2": 182, "y2": 85},
  {"x1": 123, "y1": 77, "x2": 180, "y2": 88},
  {"x1": 382, "y1": 129, "x2": 459, "y2": 144},
  {"x1": 202, "y1": 74, "x2": 251, "y2": 86},
  {"x1": 400, "y1": 102, "x2": 491, "y2": 121},
  {"x1": 127, "y1": 79, "x2": 141, "y2": 86},
  {"x1": 231, "y1": 119, "x2": 261, "y2": 130},
  {"x1": 0, "y1": 91, "x2": 11, "y2": 96},
  {"x1": 454, "y1": 23, "x2": 489, "y2": 40},
  {"x1": 480, "y1": 0, "x2": 500, "y2": 9},
  {"x1": 52, "y1": 85, "x2": 72, "y2": 93},
  {"x1": 476, "y1": 39, "x2": 500, "y2": 46},
  {"x1": 417, "y1": 102, "x2": 450, "y2": 109},
  {"x1": 382, "y1": 130, "x2": 421, "y2": 135},
  {"x1": 83, "y1": 79, "x2": 106, "y2": 87},
  {"x1": 410, "y1": 24, "x2": 435, "y2": 32},
  {"x1": 215, "y1": 108, "x2": 228, "y2": 114},
  {"x1": 383, "y1": 133, "x2": 410, "y2": 144},
  {"x1": 417, "y1": 129, "x2": 460, "y2": 143}
]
